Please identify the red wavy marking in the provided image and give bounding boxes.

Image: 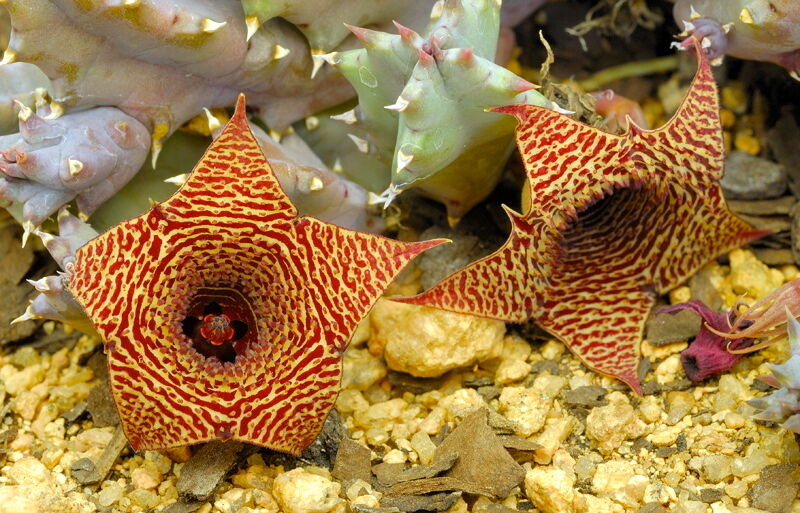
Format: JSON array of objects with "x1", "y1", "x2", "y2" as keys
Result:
[
  {"x1": 68, "y1": 94, "x2": 443, "y2": 454},
  {"x1": 397, "y1": 38, "x2": 765, "y2": 394}
]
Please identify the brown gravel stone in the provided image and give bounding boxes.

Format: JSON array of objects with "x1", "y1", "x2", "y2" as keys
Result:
[
  {"x1": 645, "y1": 309, "x2": 701, "y2": 346},
  {"x1": 176, "y1": 441, "x2": 246, "y2": 501},
  {"x1": 748, "y1": 463, "x2": 799, "y2": 513},
  {"x1": 636, "y1": 503, "x2": 668, "y2": 513},
  {"x1": 563, "y1": 386, "x2": 607, "y2": 408},
  {"x1": 70, "y1": 424, "x2": 127, "y2": 484},
  {"x1": 435, "y1": 408, "x2": 524, "y2": 498},
  {"x1": 698, "y1": 488, "x2": 724, "y2": 503},
  {"x1": 85, "y1": 380, "x2": 120, "y2": 427},
  {"x1": 381, "y1": 491, "x2": 461, "y2": 512},
  {"x1": 163, "y1": 501, "x2": 205, "y2": 513},
  {"x1": 332, "y1": 436, "x2": 372, "y2": 484},
  {"x1": 665, "y1": 391, "x2": 695, "y2": 425}
]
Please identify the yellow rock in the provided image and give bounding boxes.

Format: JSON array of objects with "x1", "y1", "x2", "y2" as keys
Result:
[
  {"x1": 720, "y1": 109, "x2": 736, "y2": 129},
  {"x1": 668, "y1": 286, "x2": 691, "y2": 304},
  {"x1": 721, "y1": 83, "x2": 747, "y2": 114},
  {"x1": 781, "y1": 264, "x2": 800, "y2": 282},
  {"x1": 370, "y1": 299, "x2": 505, "y2": 378},
  {"x1": 728, "y1": 249, "x2": 784, "y2": 301},
  {"x1": 525, "y1": 467, "x2": 586, "y2": 513},
  {"x1": 734, "y1": 131, "x2": 760, "y2": 155}
]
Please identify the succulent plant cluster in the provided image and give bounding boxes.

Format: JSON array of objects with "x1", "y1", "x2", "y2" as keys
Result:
[
  {"x1": 0, "y1": 0, "x2": 552, "y2": 235},
  {"x1": 749, "y1": 310, "x2": 800, "y2": 433},
  {"x1": 321, "y1": 0, "x2": 553, "y2": 220},
  {"x1": 0, "y1": 0, "x2": 439, "y2": 234}
]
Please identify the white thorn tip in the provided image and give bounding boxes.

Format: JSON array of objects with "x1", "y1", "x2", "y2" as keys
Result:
[
  {"x1": 396, "y1": 150, "x2": 413, "y2": 172},
  {"x1": 384, "y1": 97, "x2": 409, "y2": 112},
  {"x1": 330, "y1": 109, "x2": 358, "y2": 125},
  {"x1": 0, "y1": 49, "x2": 16, "y2": 66},
  {"x1": 347, "y1": 134, "x2": 370, "y2": 153},
  {"x1": 670, "y1": 41, "x2": 687, "y2": 51},
  {"x1": 164, "y1": 173, "x2": 188, "y2": 185},
  {"x1": 368, "y1": 185, "x2": 402, "y2": 210},
  {"x1": 273, "y1": 44, "x2": 290, "y2": 60},
  {"x1": 310, "y1": 51, "x2": 338, "y2": 79},
  {"x1": 430, "y1": 0, "x2": 444, "y2": 20},
  {"x1": 201, "y1": 18, "x2": 227, "y2": 34},
  {"x1": 203, "y1": 108, "x2": 222, "y2": 134},
  {"x1": 11, "y1": 305, "x2": 39, "y2": 325},
  {"x1": 150, "y1": 145, "x2": 162, "y2": 169},
  {"x1": 722, "y1": 22, "x2": 734, "y2": 34},
  {"x1": 33, "y1": 88, "x2": 49, "y2": 109},
  {"x1": 309, "y1": 177, "x2": 324, "y2": 191},
  {"x1": 701, "y1": 37, "x2": 712, "y2": 49},
  {"x1": 681, "y1": 20, "x2": 695, "y2": 33},
  {"x1": 689, "y1": 5, "x2": 701, "y2": 20},
  {"x1": 41, "y1": 102, "x2": 64, "y2": 120},
  {"x1": 36, "y1": 229, "x2": 56, "y2": 246},
  {"x1": 68, "y1": 159, "x2": 84, "y2": 177},
  {"x1": 27, "y1": 278, "x2": 50, "y2": 292},
  {"x1": 333, "y1": 158, "x2": 344, "y2": 173},
  {"x1": 245, "y1": 15, "x2": 261, "y2": 41},
  {"x1": 14, "y1": 100, "x2": 33, "y2": 122},
  {"x1": 21, "y1": 221, "x2": 36, "y2": 248},
  {"x1": 739, "y1": 8, "x2": 754, "y2": 24},
  {"x1": 551, "y1": 102, "x2": 575, "y2": 115},
  {"x1": 305, "y1": 116, "x2": 319, "y2": 130}
]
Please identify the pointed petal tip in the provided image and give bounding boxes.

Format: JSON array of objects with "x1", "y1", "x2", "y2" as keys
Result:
[
  {"x1": 233, "y1": 94, "x2": 247, "y2": 121},
  {"x1": 388, "y1": 290, "x2": 432, "y2": 307},
  {"x1": 620, "y1": 372, "x2": 643, "y2": 396},
  {"x1": 414, "y1": 237, "x2": 450, "y2": 252},
  {"x1": 740, "y1": 228, "x2": 771, "y2": 244},
  {"x1": 488, "y1": 104, "x2": 542, "y2": 122}
]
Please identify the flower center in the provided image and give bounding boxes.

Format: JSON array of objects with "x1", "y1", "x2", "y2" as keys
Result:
[
  {"x1": 200, "y1": 314, "x2": 235, "y2": 346},
  {"x1": 181, "y1": 286, "x2": 255, "y2": 363}
]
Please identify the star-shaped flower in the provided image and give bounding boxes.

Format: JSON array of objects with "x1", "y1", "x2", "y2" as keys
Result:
[
  {"x1": 66, "y1": 95, "x2": 441, "y2": 453},
  {"x1": 397, "y1": 38, "x2": 765, "y2": 394}
]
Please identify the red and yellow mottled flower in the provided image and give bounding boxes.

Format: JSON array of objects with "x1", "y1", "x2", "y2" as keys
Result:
[
  {"x1": 67, "y1": 95, "x2": 441, "y2": 454},
  {"x1": 398, "y1": 38, "x2": 765, "y2": 393}
]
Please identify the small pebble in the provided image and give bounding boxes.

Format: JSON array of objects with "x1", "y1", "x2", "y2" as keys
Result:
[
  {"x1": 272, "y1": 468, "x2": 343, "y2": 513},
  {"x1": 585, "y1": 393, "x2": 646, "y2": 455},
  {"x1": 701, "y1": 455, "x2": 732, "y2": 483},
  {"x1": 131, "y1": 466, "x2": 162, "y2": 490}
]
